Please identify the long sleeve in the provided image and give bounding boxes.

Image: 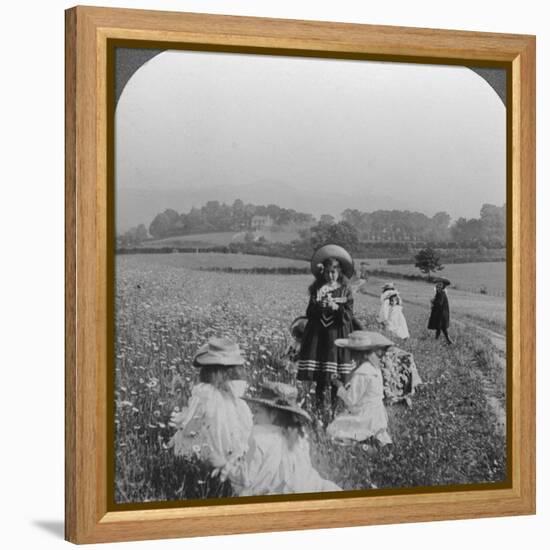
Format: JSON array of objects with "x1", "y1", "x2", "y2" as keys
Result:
[
  {"x1": 224, "y1": 435, "x2": 262, "y2": 493},
  {"x1": 442, "y1": 292, "x2": 450, "y2": 314},
  {"x1": 378, "y1": 292, "x2": 390, "y2": 323},
  {"x1": 306, "y1": 293, "x2": 322, "y2": 320},
  {"x1": 336, "y1": 371, "x2": 369, "y2": 412},
  {"x1": 225, "y1": 427, "x2": 285, "y2": 496},
  {"x1": 171, "y1": 392, "x2": 203, "y2": 430},
  {"x1": 168, "y1": 390, "x2": 206, "y2": 456},
  {"x1": 336, "y1": 286, "x2": 353, "y2": 324}
]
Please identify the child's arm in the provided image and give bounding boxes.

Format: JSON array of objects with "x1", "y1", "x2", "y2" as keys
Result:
[
  {"x1": 336, "y1": 286, "x2": 354, "y2": 323},
  {"x1": 222, "y1": 433, "x2": 275, "y2": 495},
  {"x1": 220, "y1": 436, "x2": 257, "y2": 488},
  {"x1": 335, "y1": 372, "x2": 367, "y2": 411},
  {"x1": 171, "y1": 389, "x2": 203, "y2": 429},
  {"x1": 306, "y1": 293, "x2": 324, "y2": 319}
]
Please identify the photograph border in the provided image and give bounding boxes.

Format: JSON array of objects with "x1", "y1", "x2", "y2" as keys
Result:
[{"x1": 65, "y1": 5, "x2": 535, "y2": 544}]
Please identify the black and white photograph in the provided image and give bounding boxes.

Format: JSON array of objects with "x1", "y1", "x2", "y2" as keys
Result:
[{"x1": 113, "y1": 48, "x2": 507, "y2": 504}]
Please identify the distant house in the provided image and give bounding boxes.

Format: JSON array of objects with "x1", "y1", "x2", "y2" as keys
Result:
[{"x1": 251, "y1": 215, "x2": 274, "y2": 230}]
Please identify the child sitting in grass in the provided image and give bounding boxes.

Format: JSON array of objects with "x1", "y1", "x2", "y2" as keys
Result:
[
  {"x1": 169, "y1": 337, "x2": 253, "y2": 469},
  {"x1": 327, "y1": 331, "x2": 394, "y2": 448},
  {"x1": 220, "y1": 381, "x2": 341, "y2": 496}
]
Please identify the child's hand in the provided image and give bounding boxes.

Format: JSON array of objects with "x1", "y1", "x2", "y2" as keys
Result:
[{"x1": 331, "y1": 375, "x2": 343, "y2": 388}]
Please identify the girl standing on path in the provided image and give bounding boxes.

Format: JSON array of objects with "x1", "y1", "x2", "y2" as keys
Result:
[
  {"x1": 428, "y1": 279, "x2": 453, "y2": 344},
  {"x1": 386, "y1": 290, "x2": 410, "y2": 340},
  {"x1": 377, "y1": 283, "x2": 410, "y2": 340},
  {"x1": 377, "y1": 282, "x2": 396, "y2": 326},
  {"x1": 297, "y1": 244, "x2": 355, "y2": 417}
]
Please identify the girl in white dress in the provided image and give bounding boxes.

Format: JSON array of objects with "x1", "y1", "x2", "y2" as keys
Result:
[
  {"x1": 327, "y1": 331, "x2": 394, "y2": 447},
  {"x1": 169, "y1": 337, "x2": 253, "y2": 469},
  {"x1": 386, "y1": 291, "x2": 410, "y2": 340},
  {"x1": 377, "y1": 282, "x2": 396, "y2": 325},
  {"x1": 221, "y1": 381, "x2": 341, "y2": 496}
]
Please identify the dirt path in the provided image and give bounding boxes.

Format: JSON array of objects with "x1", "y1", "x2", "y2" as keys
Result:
[{"x1": 453, "y1": 319, "x2": 506, "y2": 437}]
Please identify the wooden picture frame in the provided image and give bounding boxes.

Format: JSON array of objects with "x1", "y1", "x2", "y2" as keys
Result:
[{"x1": 65, "y1": 5, "x2": 536, "y2": 544}]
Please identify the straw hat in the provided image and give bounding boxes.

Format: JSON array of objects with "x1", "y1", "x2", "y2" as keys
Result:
[
  {"x1": 382, "y1": 282, "x2": 395, "y2": 292},
  {"x1": 310, "y1": 244, "x2": 354, "y2": 279},
  {"x1": 433, "y1": 277, "x2": 451, "y2": 287},
  {"x1": 242, "y1": 381, "x2": 311, "y2": 423},
  {"x1": 335, "y1": 330, "x2": 394, "y2": 351},
  {"x1": 192, "y1": 337, "x2": 245, "y2": 367},
  {"x1": 289, "y1": 316, "x2": 308, "y2": 340}
]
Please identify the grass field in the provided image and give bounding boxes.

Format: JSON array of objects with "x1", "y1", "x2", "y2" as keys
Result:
[
  {"x1": 115, "y1": 253, "x2": 506, "y2": 503},
  {"x1": 117, "y1": 253, "x2": 506, "y2": 333},
  {"x1": 147, "y1": 228, "x2": 301, "y2": 248},
  {"x1": 118, "y1": 252, "x2": 309, "y2": 270},
  {"x1": 146, "y1": 231, "x2": 241, "y2": 247},
  {"x1": 363, "y1": 261, "x2": 506, "y2": 296}
]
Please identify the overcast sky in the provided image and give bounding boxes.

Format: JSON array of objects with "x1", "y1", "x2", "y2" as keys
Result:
[{"x1": 115, "y1": 50, "x2": 505, "y2": 228}]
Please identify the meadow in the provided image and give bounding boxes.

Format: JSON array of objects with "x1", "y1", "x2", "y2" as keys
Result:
[
  {"x1": 120, "y1": 251, "x2": 308, "y2": 270},
  {"x1": 146, "y1": 228, "x2": 301, "y2": 248},
  {"x1": 115, "y1": 253, "x2": 506, "y2": 503},
  {"x1": 365, "y1": 260, "x2": 506, "y2": 296}
]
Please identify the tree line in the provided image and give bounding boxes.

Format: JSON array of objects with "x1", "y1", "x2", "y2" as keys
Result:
[
  {"x1": 339, "y1": 204, "x2": 505, "y2": 244},
  {"x1": 118, "y1": 201, "x2": 506, "y2": 249},
  {"x1": 148, "y1": 200, "x2": 314, "y2": 240}
]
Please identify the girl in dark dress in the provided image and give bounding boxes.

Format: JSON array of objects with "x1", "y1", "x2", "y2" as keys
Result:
[
  {"x1": 297, "y1": 254, "x2": 354, "y2": 414},
  {"x1": 427, "y1": 281, "x2": 453, "y2": 344}
]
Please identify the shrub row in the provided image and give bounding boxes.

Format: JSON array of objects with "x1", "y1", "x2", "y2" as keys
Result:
[
  {"x1": 116, "y1": 243, "x2": 506, "y2": 264},
  {"x1": 197, "y1": 266, "x2": 310, "y2": 275}
]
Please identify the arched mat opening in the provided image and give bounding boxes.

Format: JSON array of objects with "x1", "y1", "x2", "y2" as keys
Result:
[{"x1": 114, "y1": 48, "x2": 507, "y2": 108}]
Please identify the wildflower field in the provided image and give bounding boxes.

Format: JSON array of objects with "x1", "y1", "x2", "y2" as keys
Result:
[{"x1": 115, "y1": 253, "x2": 506, "y2": 504}]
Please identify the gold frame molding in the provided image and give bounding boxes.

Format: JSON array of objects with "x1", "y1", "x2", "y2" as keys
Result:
[{"x1": 65, "y1": 5, "x2": 536, "y2": 544}]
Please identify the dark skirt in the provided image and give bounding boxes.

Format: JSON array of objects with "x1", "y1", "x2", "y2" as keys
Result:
[
  {"x1": 427, "y1": 292, "x2": 450, "y2": 330},
  {"x1": 297, "y1": 319, "x2": 353, "y2": 384}
]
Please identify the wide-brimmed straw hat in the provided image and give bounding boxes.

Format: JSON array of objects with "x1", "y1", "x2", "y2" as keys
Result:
[
  {"x1": 335, "y1": 330, "x2": 394, "y2": 351},
  {"x1": 433, "y1": 277, "x2": 451, "y2": 287},
  {"x1": 289, "y1": 316, "x2": 308, "y2": 340},
  {"x1": 242, "y1": 381, "x2": 311, "y2": 423},
  {"x1": 310, "y1": 244, "x2": 354, "y2": 279},
  {"x1": 192, "y1": 337, "x2": 245, "y2": 367}
]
